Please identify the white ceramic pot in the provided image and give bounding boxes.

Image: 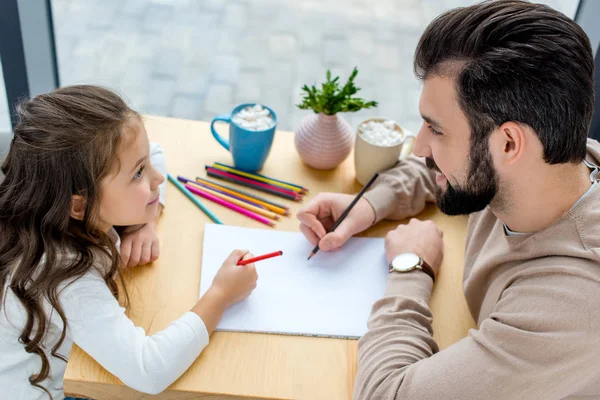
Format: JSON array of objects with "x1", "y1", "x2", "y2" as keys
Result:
[{"x1": 294, "y1": 113, "x2": 354, "y2": 170}]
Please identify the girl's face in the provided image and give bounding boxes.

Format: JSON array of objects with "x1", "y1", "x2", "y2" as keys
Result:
[{"x1": 96, "y1": 117, "x2": 164, "y2": 232}]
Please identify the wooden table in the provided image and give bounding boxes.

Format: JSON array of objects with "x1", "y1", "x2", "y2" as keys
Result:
[{"x1": 64, "y1": 116, "x2": 475, "y2": 400}]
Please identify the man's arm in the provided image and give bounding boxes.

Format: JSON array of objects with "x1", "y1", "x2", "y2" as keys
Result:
[
  {"x1": 354, "y1": 268, "x2": 600, "y2": 400},
  {"x1": 363, "y1": 155, "x2": 436, "y2": 223},
  {"x1": 297, "y1": 155, "x2": 436, "y2": 251}
]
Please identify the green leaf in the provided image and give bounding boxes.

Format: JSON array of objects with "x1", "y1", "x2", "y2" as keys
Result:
[{"x1": 296, "y1": 67, "x2": 378, "y2": 115}]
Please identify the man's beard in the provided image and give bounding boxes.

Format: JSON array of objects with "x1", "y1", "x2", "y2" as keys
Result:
[{"x1": 426, "y1": 145, "x2": 499, "y2": 215}]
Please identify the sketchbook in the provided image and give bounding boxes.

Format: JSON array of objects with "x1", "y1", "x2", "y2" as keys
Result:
[{"x1": 199, "y1": 224, "x2": 388, "y2": 338}]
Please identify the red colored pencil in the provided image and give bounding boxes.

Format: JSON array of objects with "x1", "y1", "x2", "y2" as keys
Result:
[{"x1": 237, "y1": 250, "x2": 283, "y2": 266}]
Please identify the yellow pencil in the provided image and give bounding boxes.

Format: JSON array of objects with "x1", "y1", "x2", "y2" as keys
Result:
[
  {"x1": 192, "y1": 184, "x2": 280, "y2": 220},
  {"x1": 188, "y1": 180, "x2": 289, "y2": 215},
  {"x1": 211, "y1": 163, "x2": 306, "y2": 194},
  {"x1": 191, "y1": 184, "x2": 280, "y2": 220},
  {"x1": 196, "y1": 177, "x2": 290, "y2": 210}
]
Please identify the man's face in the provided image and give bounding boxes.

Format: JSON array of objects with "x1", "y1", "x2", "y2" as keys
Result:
[{"x1": 414, "y1": 75, "x2": 499, "y2": 215}]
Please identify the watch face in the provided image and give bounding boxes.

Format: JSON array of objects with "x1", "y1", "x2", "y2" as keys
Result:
[{"x1": 391, "y1": 253, "x2": 420, "y2": 272}]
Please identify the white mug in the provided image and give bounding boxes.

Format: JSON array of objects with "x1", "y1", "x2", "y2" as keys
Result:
[{"x1": 354, "y1": 118, "x2": 415, "y2": 185}]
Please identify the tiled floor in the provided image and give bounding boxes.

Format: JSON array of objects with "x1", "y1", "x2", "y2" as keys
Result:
[{"x1": 0, "y1": 0, "x2": 579, "y2": 136}]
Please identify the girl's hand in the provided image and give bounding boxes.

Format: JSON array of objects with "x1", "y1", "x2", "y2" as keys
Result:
[
  {"x1": 210, "y1": 250, "x2": 259, "y2": 307},
  {"x1": 120, "y1": 221, "x2": 160, "y2": 267},
  {"x1": 192, "y1": 250, "x2": 259, "y2": 334}
]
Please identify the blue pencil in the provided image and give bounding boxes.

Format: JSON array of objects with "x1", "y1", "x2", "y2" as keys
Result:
[{"x1": 167, "y1": 174, "x2": 223, "y2": 224}]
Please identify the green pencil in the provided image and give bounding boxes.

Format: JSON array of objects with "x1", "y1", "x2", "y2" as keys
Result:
[{"x1": 167, "y1": 174, "x2": 222, "y2": 224}]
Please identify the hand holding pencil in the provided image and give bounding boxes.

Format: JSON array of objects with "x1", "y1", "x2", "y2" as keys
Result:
[
  {"x1": 237, "y1": 250, "x2": 283, "y2": 266},
  {"x1": 297, "y1": 174, "x2": 379, "y2": 259},
  {"x1": 203, "y1": 249, "x2": 281, "y2": 316},
  {"x1": 210, "y1": 250, "x2": 259, "y2": 307}
]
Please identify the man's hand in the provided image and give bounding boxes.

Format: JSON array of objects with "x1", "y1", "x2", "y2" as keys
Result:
[
  {"x1": 297, "y1": 193, "x2": 376, "y2": 252},
  {"x1": 120, "y1": 220, "x2": 160, "y2": 267},
  {"x1": 385, "y1": 218, "x2": 444, "y2": 276}
]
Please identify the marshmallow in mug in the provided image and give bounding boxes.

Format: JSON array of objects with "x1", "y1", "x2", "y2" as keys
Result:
[
  {"x1": 231, "y1": 104, "x2": 275, "y2": 131},
  {"x1": 358, "y1": 120, "x2": 403, "y2": 147}
]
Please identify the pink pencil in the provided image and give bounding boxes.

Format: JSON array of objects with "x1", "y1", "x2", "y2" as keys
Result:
[
  {"x1": 206, "y1": 167, "x2": 300, "y2": 197},
  {"x1": 185, "y1": 184, "x2": 275, "y2": 227}
]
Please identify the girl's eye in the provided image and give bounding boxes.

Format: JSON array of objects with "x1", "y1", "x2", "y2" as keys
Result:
[
  {"x1": 428, "y1": 125, "x2": 442, "y2": 136},
  {"x1": 134, "y1": 165, "x2": 145, "y2": 180}
]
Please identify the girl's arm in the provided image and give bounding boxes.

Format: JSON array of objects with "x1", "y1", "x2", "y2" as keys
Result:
[
  {"x1": 61, "y1": 250, "x2": 257, "y2": 394},
  {"x1": 62, "y1": 272, "x2": 208, "y2": 394}
]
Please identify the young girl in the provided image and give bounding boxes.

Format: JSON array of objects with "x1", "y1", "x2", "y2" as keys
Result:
[{"x1": 0, "y1": 85, "x2": 258, "y2": 399}]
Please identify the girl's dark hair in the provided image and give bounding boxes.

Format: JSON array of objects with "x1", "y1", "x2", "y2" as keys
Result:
[
  {"x1": 414, "y1": 0, "x2": 595, "y2": 164},
  {"x1": 0, "y1": 85, "x2": 136, "y2": 397}
]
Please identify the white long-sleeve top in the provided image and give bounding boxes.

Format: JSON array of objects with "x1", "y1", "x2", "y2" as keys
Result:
[{"x1": 0, "y1": 143, "x2": 209, "y2": 399}]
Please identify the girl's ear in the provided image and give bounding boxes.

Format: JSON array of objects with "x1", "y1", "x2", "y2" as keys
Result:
[{"x1": 70, "y1": 195, "x2": 86, "y2": 220}]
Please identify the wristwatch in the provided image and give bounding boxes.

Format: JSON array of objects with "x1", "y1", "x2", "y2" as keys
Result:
[{"x1": 389, "y1": 252, "x2": 435, "y2": 283}]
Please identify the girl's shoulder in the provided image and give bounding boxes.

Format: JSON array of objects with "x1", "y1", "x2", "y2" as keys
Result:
[
  {"x1": 1, "y1": 252, "x2": 113, "y2": 332},
  {"x1": 2, "y1": 228, "x2": 121, "y2": 307},
  {"x1": 58, "y1": 230, "x2": 122, "y2": 302},
  {"x1": 57, "y1": 250, "x2": 116, "y2": 299}
]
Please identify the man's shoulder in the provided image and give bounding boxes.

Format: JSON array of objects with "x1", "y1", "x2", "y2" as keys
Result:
[
  {"x1": 573, "y1": 187, "x2": 600, "y2": 255},
  {"x1": 497, "y1": 264, "x2": 600, "y2": 334}
]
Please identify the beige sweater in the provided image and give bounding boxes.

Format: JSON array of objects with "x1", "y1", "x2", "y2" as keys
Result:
[{"x1": 355, "y1": 139, "x2": 600, "y2": 400}]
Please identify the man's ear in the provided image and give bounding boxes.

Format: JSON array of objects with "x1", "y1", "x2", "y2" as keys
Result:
[
  {"x1": 491, "y1": 122, "x2": 526, "y2": 166},
  {"x1": 70, "y1": 195, "x2": 86, "y2": 220}
]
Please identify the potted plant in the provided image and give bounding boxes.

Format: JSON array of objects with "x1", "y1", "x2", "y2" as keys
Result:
[{"x1": 295, "y1": 67, "x2": 378, "y2": 170}]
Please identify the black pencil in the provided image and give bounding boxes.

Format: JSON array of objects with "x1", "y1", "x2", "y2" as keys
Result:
[{"x1": 307, "y1": 173, "x2": 379, "y2": 260}]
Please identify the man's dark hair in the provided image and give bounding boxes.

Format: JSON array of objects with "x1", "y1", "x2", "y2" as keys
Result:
[{"x1": 415, "y1": 0, "x2": 595, "y2": 164}]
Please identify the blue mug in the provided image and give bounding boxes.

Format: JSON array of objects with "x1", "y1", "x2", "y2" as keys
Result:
[{"x1": 210, "y1": 104, "x2": 278, "y2": 172}]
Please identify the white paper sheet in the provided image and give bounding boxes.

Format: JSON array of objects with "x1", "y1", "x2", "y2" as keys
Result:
[{"x1": 200, "y1": 224, "x2": 389, "y2": 338}]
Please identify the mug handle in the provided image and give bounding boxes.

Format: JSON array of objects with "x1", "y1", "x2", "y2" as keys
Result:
[
  {"x1": 210, "y1": 114, "x2": 231, "y2": 151},
  {"x1": 399, "y1": 135, "x2": 416, "y2": 160}
]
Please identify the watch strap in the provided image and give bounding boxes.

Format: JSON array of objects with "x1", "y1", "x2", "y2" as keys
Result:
[{"x1": 418, "y1": 259, "x2": 436, "y2": 283}]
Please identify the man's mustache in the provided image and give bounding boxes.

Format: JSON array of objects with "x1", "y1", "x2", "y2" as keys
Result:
[{"x1": 426, "y1": 158, "x2": 441, "y2": 173}]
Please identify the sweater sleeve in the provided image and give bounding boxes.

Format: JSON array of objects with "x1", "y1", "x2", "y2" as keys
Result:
[
  {"x1": 61, "y1": 271, "x2": 208, "y2": 395},
  {"x1": 354, "y1": 269, "x2": 600, "y2": 400},
  {"x1": 363, "y1": 155, "x2": 436, "y2": 223},
  {"x1": 150, "y1": 142, "x2": 167, "y2": 207}
]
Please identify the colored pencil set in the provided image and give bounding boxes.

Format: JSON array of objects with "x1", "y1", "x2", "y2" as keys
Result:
[
  {"x1": 205, "y1": 162, "x2": 308, "y2": 201},
  {"x1": 168, "y1": 164, "x2": 308, "y2": 228}
]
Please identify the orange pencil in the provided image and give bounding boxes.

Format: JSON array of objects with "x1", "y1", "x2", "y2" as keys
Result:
[
  {"x1": 206, "y1": 167, "x2": 302, "y2": 200},
  {"x1": 185, "y1": 184, "x2": 275, "y2": 227},
  {"x1": 196, "y1": 177, "x2": 290, "y2": 210},
  {"x1": 188, "y1": 184, "x2": 280, "y2": 220},
  {"x1": 237, "y1": 251, "x2": 283, "y2": 266},
  {"x1": 194, "y1": 178, "x2": 289, "y2": 215}
]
